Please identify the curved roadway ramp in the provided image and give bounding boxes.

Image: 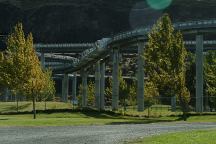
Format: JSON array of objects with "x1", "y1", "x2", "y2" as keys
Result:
[{"x1": 0, "y1": 122, "x2": 216, "y2": 144}]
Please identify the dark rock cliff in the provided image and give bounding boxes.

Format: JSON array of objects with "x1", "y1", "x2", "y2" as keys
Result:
[{"x1": 0, "y1": 0, "x2": 216, "y2": 43}]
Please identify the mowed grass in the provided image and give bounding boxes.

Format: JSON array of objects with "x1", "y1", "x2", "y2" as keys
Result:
[
  {"x1": 0, "y1": 102, "x2": 216, "y2": 126},
  {"x1": 130, "y1": 129, "x2": 216, "y2": 144},
  {"x1": 0, "y1": 112, "x2": 177, "y2": 127}
]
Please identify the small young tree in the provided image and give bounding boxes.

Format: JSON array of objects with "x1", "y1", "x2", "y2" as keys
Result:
[
  {"x1": 78, "y1": 81, "x2": 95, "y2": 107},
  {"x1": 40, "y1": 69, "x2": 56, "y2": 110}
]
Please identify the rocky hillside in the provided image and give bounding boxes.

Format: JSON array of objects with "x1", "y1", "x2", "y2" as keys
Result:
[{"x1": 0, "y1": 0, "x2": 216, "y2": 43}]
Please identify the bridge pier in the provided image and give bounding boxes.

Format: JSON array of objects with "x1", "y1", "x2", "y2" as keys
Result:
[
  {"x1": 112, "y1": 49, "x2": 119, "y2": 110},
  {"x1": 171, "y1": 95, "x2": 176, "y2": 112},
  {"x1": 196, "y1": 35, "x2": 204, "y2": 112},
  {"x1": 72, "y1": 73, "x2": 77, "y2": 104},
  {"x1": 3, "y1": 88, "x2": 9, "y2": 102},
  {"x1": 100, "y1": 62, "x2": 105, "y2": 110},
  {"x1": 41, "y1": 52, "x2": 45, "y2": 69},
  {"x1": 62, "y1": 74, "x2": 69, "y2": 102},
  {"x1": 81, "y1": 70, "x2": 88, "y2": 107},
  {"x1": 137, "y1": 43, "x2": 145, "y2": 112},
  {"x1": 95, "y1": 61, "x2": 101, "y2": 110}
]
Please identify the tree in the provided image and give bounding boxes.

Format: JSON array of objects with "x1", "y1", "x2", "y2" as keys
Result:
[
  {"x1": 78, "y1": 81, "x2": 95, "y2": 107},
  {"x1": 144, "y1": 14, "x2": 190, "y2": 119},
  {"x1": 204, "y1": 50, "x2": 216, "y2": 111},
  {"x1": 104, "y1": 67, "x2": 129, "y2": 109},
  {"x1": 0, "y1": 23, "x2": 30, "y2": 112},
  {"x1": 40, "y1": 69, "x2": 56, "y2": 110},
  {"x1": 0, "y1": 23, "x2": 55, "y2": 119}
]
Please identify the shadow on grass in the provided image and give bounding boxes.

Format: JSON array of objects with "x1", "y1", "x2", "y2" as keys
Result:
[
  {"x1": 0, "y1": 108, "x2": 122, "y2": 119},
  {"x1": 0, "y1": 118, "x2": 9, "y2": 120},
  {"x1": 107, "y1": 118, "x2": 177, "y2": 125},
  {"x1": 0, "y1": 103, "x2": 31, "y2": 112}
]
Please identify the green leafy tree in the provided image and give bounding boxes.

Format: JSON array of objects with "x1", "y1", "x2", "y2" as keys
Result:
[
  {"x1": 78, "y1": 81, "x2": 95, "y2": 107},
  {"x1": 40, "y1": 69, "x2": 56, "y2": 110},
  {"x1": 0, "y1": 23, "x2": 55, "y2": 119},
  {"x1": 204, "y1": 50, "x2": 216, "y2": 110},
  {"x1": 144, "y1": 14, "x2": 190, "y2": 119}
]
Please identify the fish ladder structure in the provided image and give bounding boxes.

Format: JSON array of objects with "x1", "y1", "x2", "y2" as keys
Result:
[{"x1": 34, "y1": 19, "x2": 216, "y2": 112}]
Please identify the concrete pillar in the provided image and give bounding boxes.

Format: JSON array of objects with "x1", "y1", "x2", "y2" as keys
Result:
[
  {"x1": 41, "y1": 52, "x2": 45, "y2": 69},
  {"x1": 112, "y1": 49, "x2": 119, "y2": 110},
  {"x1": 137, "y1": 42, "x2": 145, "y2": 112},
  {"x1": 95, "y1": 61, "x2": 101, "y2": 109},
  {"x1": 81, "y1": 70, "x2": 88, "y2": 107},
  {"x1": 72, "y1": 73, "x2": 77, "y2": 103},
  {"x1": 196, "y1": 35, "x2": 204, "y2": 112},
  {"x1": 62, "y1": 74, "x2": 69, "y2": 102},
  {"x1": 4, "y1": 88, "x2": 9, "y2": 102},
  {"x1": 171, "y1": 95, "x2": 176, "y2": 112},
  {"x1": 100, "y1": 62, "x2": 105, "y2": 110}
]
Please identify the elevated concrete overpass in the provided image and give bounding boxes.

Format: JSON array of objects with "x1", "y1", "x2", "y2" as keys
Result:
[{"x1": 35, "y1": 19, "x2": 216, "y2": 112}]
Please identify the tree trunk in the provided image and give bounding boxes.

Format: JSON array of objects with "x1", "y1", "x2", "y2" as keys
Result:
[{"x1": 33, "y1": 96, "x2": 36, "y2": 119}]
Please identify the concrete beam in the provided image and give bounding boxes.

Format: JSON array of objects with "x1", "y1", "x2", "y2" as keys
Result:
[
  {"x1": 196, "y1": 35, "x2": 204, "y2": 112},
  {"x1": 137, "y1": 43, "x2": 145, "y2": 112},
  {"x1": 112, "y1": 49, "x2": 119, "y2": 110}
]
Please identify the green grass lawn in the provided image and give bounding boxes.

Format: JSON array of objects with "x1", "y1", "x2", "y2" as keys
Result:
[
  {"x1": 130, "y1": 129, "x2": 216, "y2": 144},
  {"x1": 0, "y1": 102, "x2": 216, "y2": 127},
  {"x1": 0, "y1": 112, "x2": 177, "y2": 127}
]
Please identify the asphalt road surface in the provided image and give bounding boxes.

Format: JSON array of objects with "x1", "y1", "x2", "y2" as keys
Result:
[{"x1": 0, "y1": 122, "x2": 216, "y2": 144}]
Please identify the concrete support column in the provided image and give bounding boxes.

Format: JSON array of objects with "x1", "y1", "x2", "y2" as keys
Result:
[
  {"x1": 4, "y1": 88, "x2": 9, "y2": 102},
  {"x1": 100, "y1": 62, "x2": 105, "y2": 110},
  {"x1": 137, "y1": 42, "x2": 145, "y2": 112},
  {"x1": 112, "y1": 49, "x2": 119, "y2": 110},
  {"x1": 62, "y1": 74, "x2": 69, "y2": 102},
  {"x1": 196, "y1": 35, "x2": 204, "y2": 112},
  {"x1": 72, "y1": 73, "x2": 77, "y2": 103},
  {"x1": 41, "y1": 52, "x2": 45, "y2": 69},
  {"x1": 95, "y1": 61, "x2": 101, "y2": 109},
  {"x1": 171, "y1": 95, "x2": 176, "y2": 112},
  {"x1": 81, "y1": 70, "x2": 88, "y2": 107}
]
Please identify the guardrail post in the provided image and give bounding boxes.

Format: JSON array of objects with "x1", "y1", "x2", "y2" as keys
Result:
[
  {"x1": 95, "y1": 61, "x2": 101, "y2": 110},
  {"x1": 112, "y1": 48, "x2": 119, "y2": 110},
  {"x1": 100, "y1": 62, "x2": 105, "y2": 110},
  {"x1": 62, "y1": 73, "x2": 69, "y2": 102},
  {"x1": 137, "y1": 42, "x2": 145, "y2": 112},
  {"x1": 196, "y1": 35, "x2": 204, "y2": 113},
  {"x1": 81, "y1": 69, "x2": 88, "y2": 107},
  {"x1": 72, "y1": 73, "x2": 77, "y2": 105}
]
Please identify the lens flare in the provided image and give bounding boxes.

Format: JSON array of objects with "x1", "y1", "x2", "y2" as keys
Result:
[
  {"x1": 129, "y1": 1, "x2": 162, "y2": 29},
  {"x1": 147, "y1": 0, "x2": 172, "y2": 10}
]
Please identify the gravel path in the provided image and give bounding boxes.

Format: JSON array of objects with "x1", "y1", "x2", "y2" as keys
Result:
[{"x1": 0, "y1": 122, "x2": 216, "y2": 144}]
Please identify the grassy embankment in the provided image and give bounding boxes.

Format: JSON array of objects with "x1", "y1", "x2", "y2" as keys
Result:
[{"x1": 130, "y1": 129, "x2": 216, "y2": 144}]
